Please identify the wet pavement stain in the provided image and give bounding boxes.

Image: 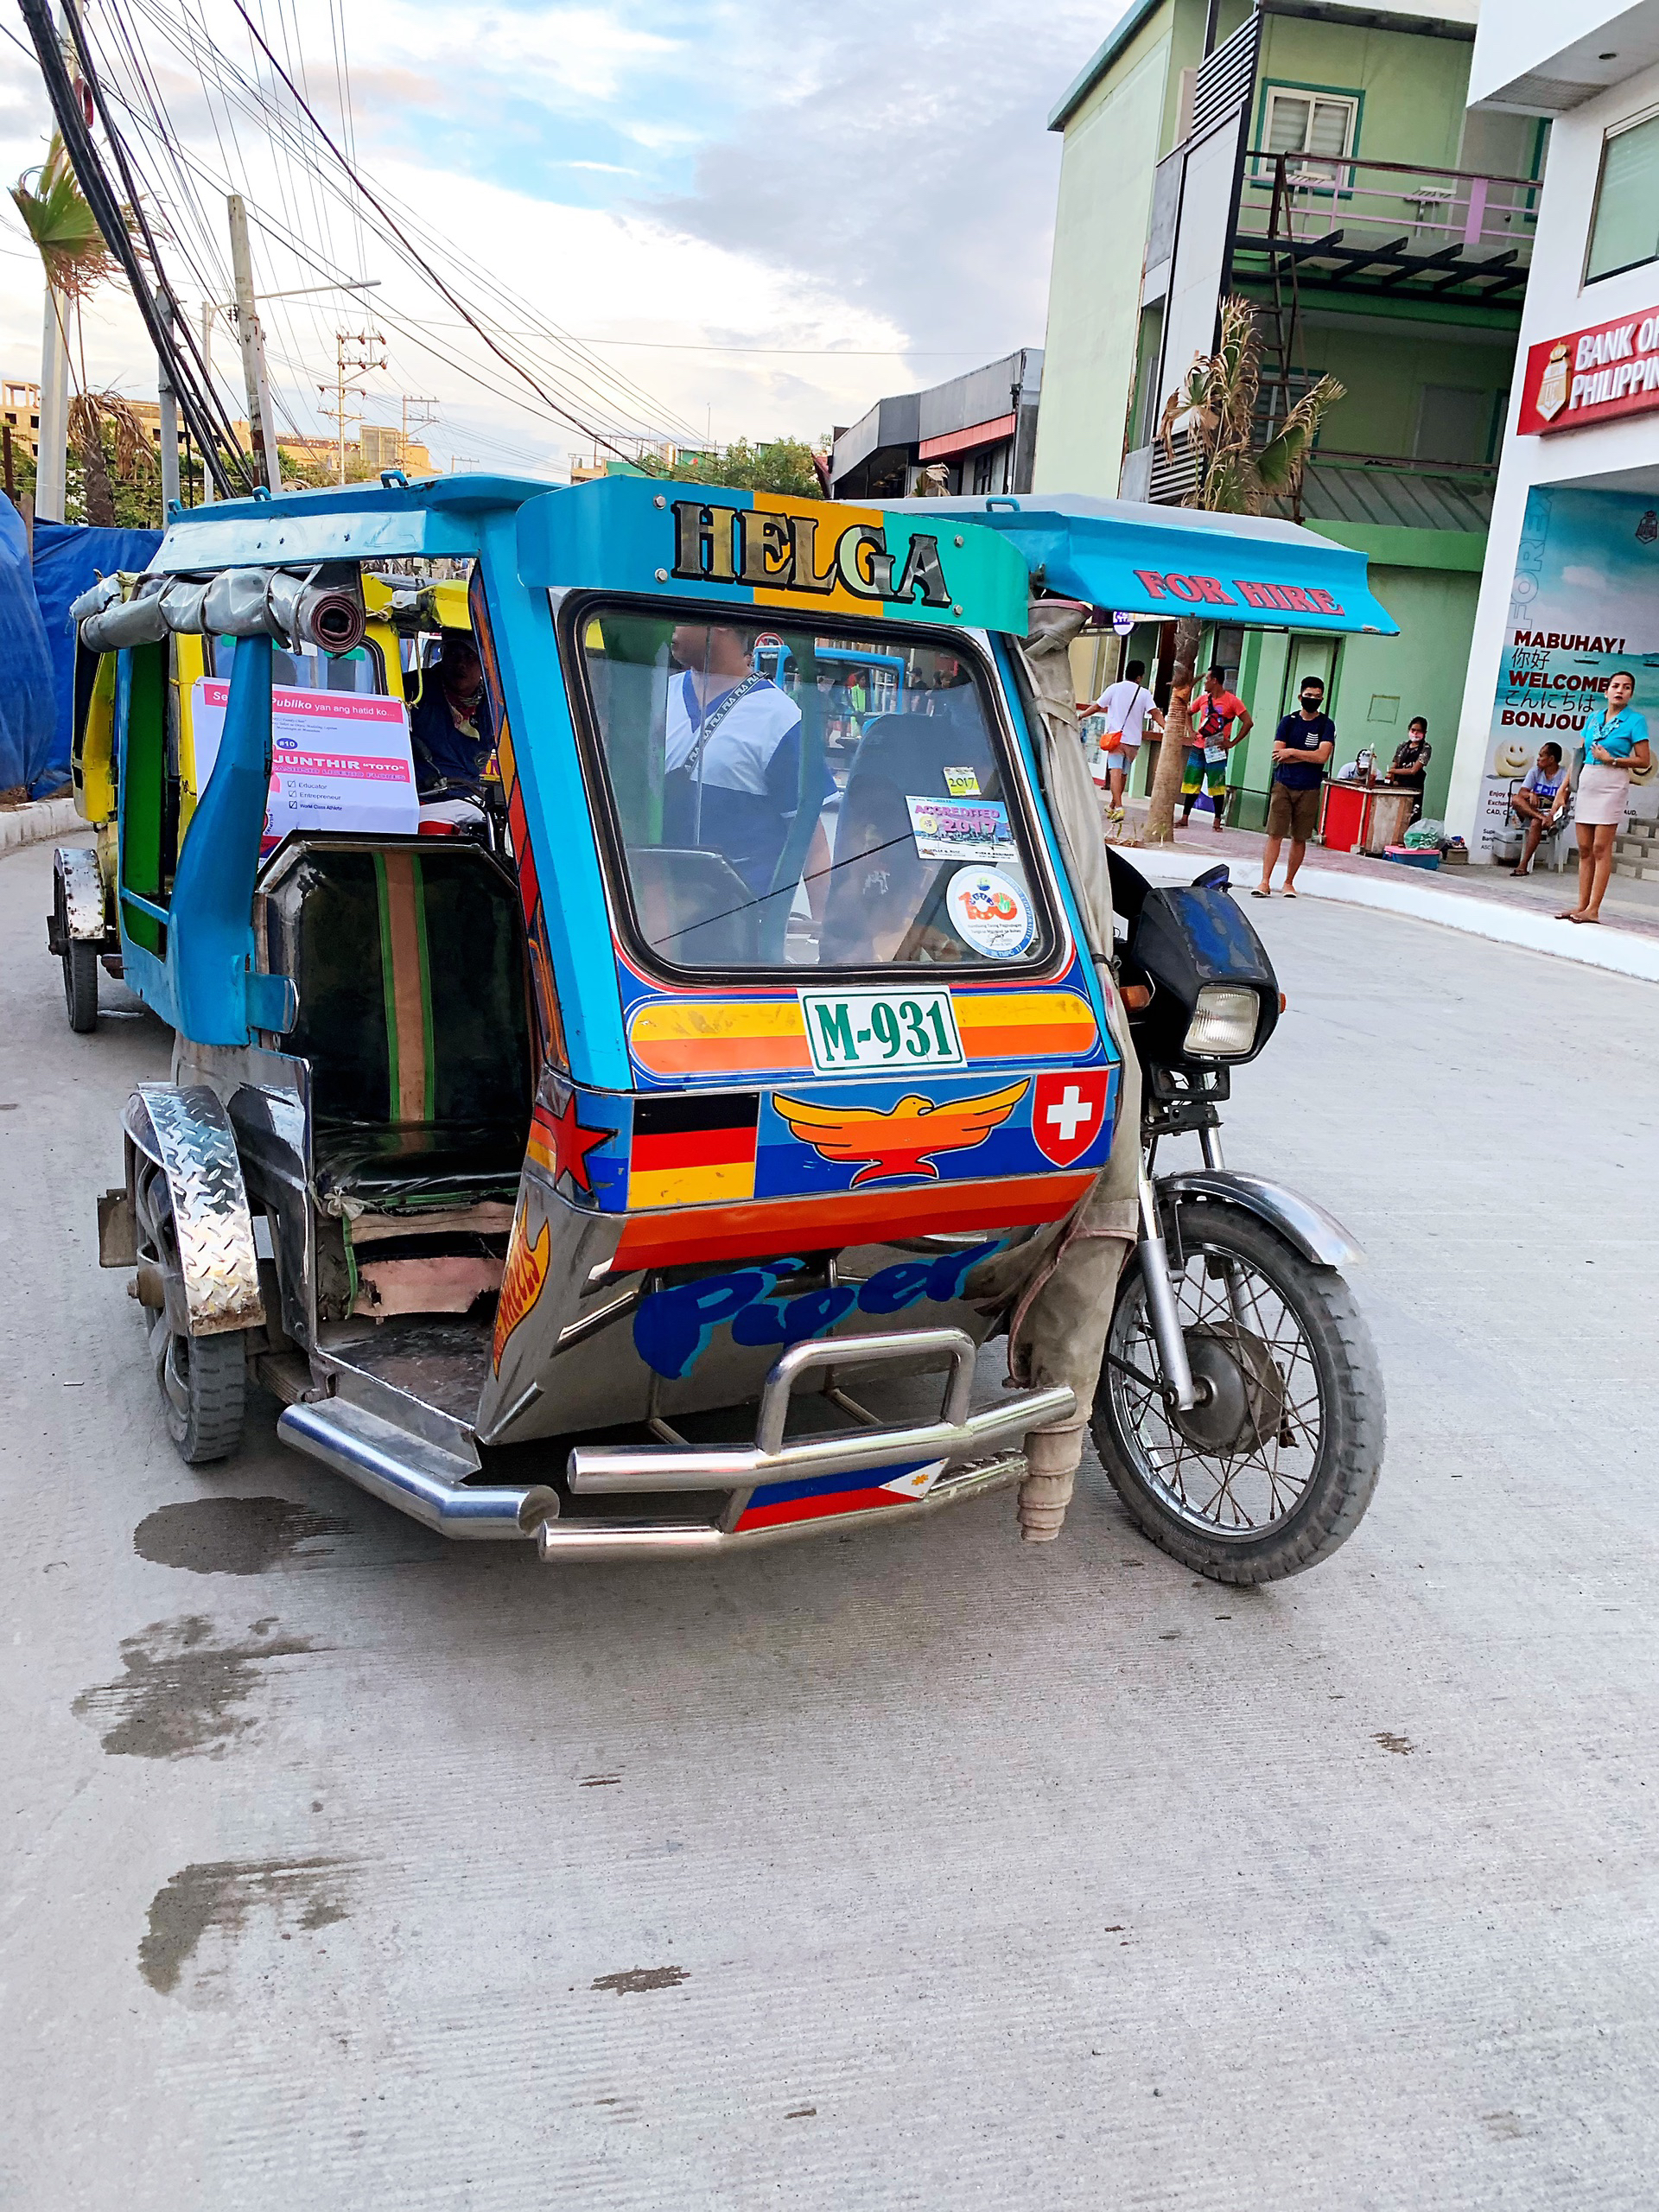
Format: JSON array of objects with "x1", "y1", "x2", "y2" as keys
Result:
[
  {"x1": 133, "y1": 1496, "x2": 353, "y2": 1575},
  {"x1": 591, "y1": 1966, "x2": 690, "y2": 1995},
  {"x1": 72, "y1": 1614, "x2": 320, "y2": 1759},
  {"x1": 138, "y1": 1858, "x2": 352, "y2": 1995}
]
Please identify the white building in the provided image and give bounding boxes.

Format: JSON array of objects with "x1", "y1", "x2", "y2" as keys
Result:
[{"x1": 1446, "y1": 0, "x2": 1659, "y2": 860}]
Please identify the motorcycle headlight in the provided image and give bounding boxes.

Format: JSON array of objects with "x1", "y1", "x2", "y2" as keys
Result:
[{"x1": 1182, "y1": 984, "x2": 1260, "y2": 1059}]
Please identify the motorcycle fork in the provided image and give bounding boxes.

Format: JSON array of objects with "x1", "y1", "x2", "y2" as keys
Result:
[{"x1": 1137, "y1": 1169, "x2": 1198, "y2": 1412}]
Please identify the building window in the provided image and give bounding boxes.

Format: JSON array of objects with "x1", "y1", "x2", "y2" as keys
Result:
[
  {"x1": 1414, "y1": 385, "x2": 1491, "y2": 466},
  {"x1": 1128, "y1": 302, "x2": 1165, "y2": 449},
  {"x1": 1586, "y1": 111, "x2": 1659, "y2": 284},
  {"x1": 1262, "y1": 86, "x2": 1357, "y2": 181}
]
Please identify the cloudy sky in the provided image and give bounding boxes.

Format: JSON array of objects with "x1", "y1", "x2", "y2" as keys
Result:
[{"x1": 0, "y1": 0, "x2": 1109, "y2": 477}]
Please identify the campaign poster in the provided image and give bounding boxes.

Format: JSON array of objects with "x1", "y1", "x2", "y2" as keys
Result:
[
  {"x1": 1477, "y1": 486, "x2": 1659, "y2": 857},
  {"x1": 191, "y1": 681, "x2": 419, "y2": 850}
]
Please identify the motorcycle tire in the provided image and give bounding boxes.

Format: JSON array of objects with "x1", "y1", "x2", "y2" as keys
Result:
[{"x1": 1091, "y1": 1200, "x2": 1383, "y2": 1585}]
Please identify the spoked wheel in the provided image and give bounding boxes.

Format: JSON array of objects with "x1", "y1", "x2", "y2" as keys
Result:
[
  {"x1": 133, "y1": 1158, "x2": 245, "y2": 1465},
  {"x1": 1091, "y1": 1201, "x2": 1383, "y2": 1584},
  {"x1": 55, "y1": 879, "x2": 99, "y2": 1033}
]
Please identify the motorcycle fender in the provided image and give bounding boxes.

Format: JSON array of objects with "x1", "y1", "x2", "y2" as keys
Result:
[
  {"x1": 1155, "y1": 1170, "x2": 1363, "y2": 1269},
  {"x1": 122, "y1": 1083, "x2": 265, "y2": 1335}
]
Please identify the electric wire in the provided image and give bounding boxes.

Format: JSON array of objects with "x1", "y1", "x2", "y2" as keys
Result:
[
  {"x1": 227, "y1": 0, "x2": 696, "y2": 454},
  {"x1": 114, "y1": 0, "x2": 702, "y2": 443}
]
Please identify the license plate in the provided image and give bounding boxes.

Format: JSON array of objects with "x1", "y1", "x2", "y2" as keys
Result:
[{"x1": 798, "y1": 988, "x2": 965, "y2": 1074}]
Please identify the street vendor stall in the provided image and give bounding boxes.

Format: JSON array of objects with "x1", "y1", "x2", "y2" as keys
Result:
[{"x1": 1321, "y1": 779, "x2": 1416, "y2": 855}]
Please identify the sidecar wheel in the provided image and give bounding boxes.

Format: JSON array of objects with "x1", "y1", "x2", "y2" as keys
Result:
[
  {"x1": 155, "y1": 1325, "x2": 247, "y2": 1465},
  {"x1": 134, "y1": 1160, "x2": 246, "y2": 1465},
  {"x1": 1090, "y1": 1201, "x2": 1383, "y2": 1585},
  {"x1": 56, "y1": 880, "x2": 99, "y2": 1033}
]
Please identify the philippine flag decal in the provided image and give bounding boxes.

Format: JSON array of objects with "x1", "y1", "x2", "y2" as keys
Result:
[{"x1": 1030, "y1": 1069, "x2": 1110, "y2": 1168}]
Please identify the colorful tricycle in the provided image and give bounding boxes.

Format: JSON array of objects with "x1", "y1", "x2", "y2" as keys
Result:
[{"x1": 78, "y1": 473, "x2": 1393, "y2": 1579}]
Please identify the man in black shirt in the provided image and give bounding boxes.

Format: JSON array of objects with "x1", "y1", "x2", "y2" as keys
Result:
[{"x1": 1255, "y1": 677, "x2": 1335, "y2": 898}]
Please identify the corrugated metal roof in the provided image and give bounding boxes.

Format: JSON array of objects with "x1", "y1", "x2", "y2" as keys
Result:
[{"x1": 1269, "y1": 465, "x2": 1493, "y2": 532}]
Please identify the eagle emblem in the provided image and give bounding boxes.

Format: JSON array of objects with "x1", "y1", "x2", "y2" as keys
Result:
[{"x1": 772, "y1": 1079, "x2": 1029, "y2": 1186}]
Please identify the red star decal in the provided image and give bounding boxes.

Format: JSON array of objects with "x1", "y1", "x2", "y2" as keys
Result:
[{"x1": 536, "y1": 1090, "x2": 613, "y2": 1196}]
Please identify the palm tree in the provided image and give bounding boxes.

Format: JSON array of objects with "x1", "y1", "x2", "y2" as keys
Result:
[
  {"x1": 67, "y1": 390, "x2": 159, "y2": 526},
  {"x1": 9, "y1": 132, "x2": 120, "y2": 303},
  {"x1": 1141, "y1": 297, "x2": 1345, "y2": 845},
  {"x1": 10, "y1": 133, "x2": 153, "y2": 522}
]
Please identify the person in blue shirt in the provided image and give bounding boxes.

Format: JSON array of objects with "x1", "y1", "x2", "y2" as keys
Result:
[
  {"x1": 1254, "y1": 677, "x2": 1335, "y2": 897},
  {"x1": 409, "y1": 633, "x2": 493, "y2": 795},
  {"x1": 1508, "y1": 741, "x2": 1567, "y2": 876},
  {"x1": 1559, "y1": 670, "x2": 1651, "y2": 924}
]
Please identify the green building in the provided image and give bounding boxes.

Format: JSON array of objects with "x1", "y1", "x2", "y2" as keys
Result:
[{"x1": 1035, "y1": 0, "x2": 1547, "y2": 825}]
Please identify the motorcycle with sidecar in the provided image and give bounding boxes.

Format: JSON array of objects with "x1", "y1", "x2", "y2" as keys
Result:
[{"x1": 77, "y1": 474, "x2": 1391, "y2": 1579}]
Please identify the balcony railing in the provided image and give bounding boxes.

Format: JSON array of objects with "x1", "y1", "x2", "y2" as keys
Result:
[{"x1": 1235, "y1": 152, "x2": 1537, "y2": 306}]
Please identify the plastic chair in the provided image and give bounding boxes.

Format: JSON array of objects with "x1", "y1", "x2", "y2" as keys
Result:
[{"x1": 1506, "y1": 792, "x2": 1573, "y2": 872}]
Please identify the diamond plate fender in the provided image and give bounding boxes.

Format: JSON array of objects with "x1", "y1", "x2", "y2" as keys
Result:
[
  {"x1": 54, "y1": 845, "x2": 107, "y2": 940},
  {"x1": 123, "y1": 1083, "x2": 265, "y2": 1336}
]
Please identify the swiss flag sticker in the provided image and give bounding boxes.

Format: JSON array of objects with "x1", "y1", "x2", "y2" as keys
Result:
[{"x1": 1031, "y1": 1069, "x2": 1111, "y2": 1168}]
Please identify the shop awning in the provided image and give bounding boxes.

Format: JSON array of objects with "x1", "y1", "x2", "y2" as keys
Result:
[
  {"x1": 918, "y1": 412, "x2": 1017, "y2": 463},
  {"x1": 887, "y1": 491, "x2": 1400, "y2": 636}
]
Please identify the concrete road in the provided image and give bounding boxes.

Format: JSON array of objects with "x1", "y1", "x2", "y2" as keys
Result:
[{"x1": 4, "y1": 834, "x2": 1656, "y2": 2212}]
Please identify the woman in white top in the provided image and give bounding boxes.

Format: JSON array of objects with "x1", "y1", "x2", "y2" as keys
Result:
[{"x1": 1087, "y1": 658, "x2": 1163, "y2": 823}]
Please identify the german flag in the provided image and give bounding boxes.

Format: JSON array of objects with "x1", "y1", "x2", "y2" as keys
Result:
[{"x1": 627, "y1": 1093, "x2": 760, "y2": 1211}]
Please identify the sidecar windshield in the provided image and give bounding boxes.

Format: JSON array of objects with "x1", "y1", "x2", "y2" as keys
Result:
[{"x1": 571, "y1": 601, "x2": 1053, "y2": 976}]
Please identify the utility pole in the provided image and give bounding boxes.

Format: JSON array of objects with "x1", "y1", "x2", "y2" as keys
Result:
[
  {"x1": 156, "y1": 289, "x2": 181, "y2": 518},
  {"x1": 226, "y1": 194, "x2": 281, "y2": 493},
  {"x1": 36, "y1": 286, "x2": 69, "y2": 524},
  {"x1": 321, "y1": 329, "x2": 385, "y2": 485},
  {"x1": 34, "y1": 3, "x2": 71, "y2": 523},
  {"x1": 199, "y1": 300, "x2": 215, "y2": 504},
  {"x1": 400, "y1": 393, "x2": 437, "y2": 465}
]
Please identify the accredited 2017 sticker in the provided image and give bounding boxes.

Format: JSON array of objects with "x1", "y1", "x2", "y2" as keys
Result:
[{"x1": 947, "y1": 867, "x2": 1035, "y2": 958}]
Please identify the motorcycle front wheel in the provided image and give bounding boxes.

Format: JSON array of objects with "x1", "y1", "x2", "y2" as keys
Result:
[{"x1": 1090, "y1": 1200, "x2": 1383, "y2": 1585}]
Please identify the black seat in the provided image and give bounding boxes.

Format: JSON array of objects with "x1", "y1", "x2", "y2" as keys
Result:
[
  {"x1": 626, "y1": 845, "x2": 760, "y2": 966},
  {"x1": 270, "y1": 842, "x2": 533, "y2": 1209}
]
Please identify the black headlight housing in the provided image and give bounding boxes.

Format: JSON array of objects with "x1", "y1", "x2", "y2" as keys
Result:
[{"x1": 1107, "y1": 854, "x2": 1280, "y2": 1071}]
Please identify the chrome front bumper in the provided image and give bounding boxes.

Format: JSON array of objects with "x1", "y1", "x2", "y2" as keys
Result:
[{"x1": 277, "y1": 1327, "x2": 1075, "y2": 1560}]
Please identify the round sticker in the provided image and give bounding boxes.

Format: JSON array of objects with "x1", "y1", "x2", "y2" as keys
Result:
[{"x1": 947, "y1": 867, "x2": 1035, "y2": 959}]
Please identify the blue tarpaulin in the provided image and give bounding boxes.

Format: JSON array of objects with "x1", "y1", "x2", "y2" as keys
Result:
[
  {"x1": 31, "y1": 517, "x2": 163, "y2": 796},
  {"x1": 0, "y1": 493, "x2": 58, "y2": 798}
]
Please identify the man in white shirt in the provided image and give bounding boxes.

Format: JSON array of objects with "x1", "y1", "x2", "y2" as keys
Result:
[
  {"x1": 1088, "y1": 658, "x2": 1162, "y2": 823},
  {"x1": 664, "y1": 623, "x2": 832, "y2": 904}
]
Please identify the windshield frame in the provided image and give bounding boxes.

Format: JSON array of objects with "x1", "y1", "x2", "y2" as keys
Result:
[{"x1": 554, "y1": 588, "x2": 1069, "y2": 989}]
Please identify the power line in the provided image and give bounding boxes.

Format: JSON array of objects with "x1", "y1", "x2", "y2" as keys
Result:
[
  {"x1": 87, "y1": 0, "x2": 690, "y2": 454},
  {"x1": 226, "y1": 0, "x2": 697, "y2": 459},
  {"x1": 92, "y1": 0, "x2": 701, "y2": 449},
  {"x1": 557, "y1": 339, "x2": 1000, "y2": 359}
]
